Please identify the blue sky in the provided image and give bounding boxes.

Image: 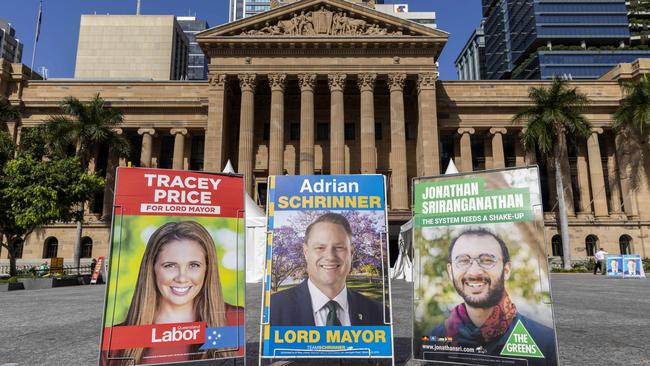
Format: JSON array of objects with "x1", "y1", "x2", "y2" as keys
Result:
[{"x1": 3, "y1": 0, "x2": 482, "y2": 80}]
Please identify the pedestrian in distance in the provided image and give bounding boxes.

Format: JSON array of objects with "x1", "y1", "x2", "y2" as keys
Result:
[{"x1": 593, "y1": 248, "x2": 608, "y2": 275}]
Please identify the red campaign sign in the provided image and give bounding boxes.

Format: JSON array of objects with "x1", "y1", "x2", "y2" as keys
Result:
[
  {"x1": 102, "y1": 322, "x2": 205, "y2": 351},
  {"x1": 90, "y1": 256, "x2": 104, "y2": 284},
  {"x1": 113, "y1": 167, "x2": 244, "y2": 218}
]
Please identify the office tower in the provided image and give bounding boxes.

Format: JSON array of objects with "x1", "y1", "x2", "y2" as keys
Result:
[
  {"x1": 456, "y1": 20, "x2": 486, "y2": 80},
  {"x1": 0, "y1": 19, "x2": 23, "y2": 63},
  {"x1": 478, "y1": 0, "x2": 650, "y2": 79},
  {"x1": 75, "y1": 15, "x2": 188, "y2": 80},
  {"x1": 374, "y1": 3, "x2": 436, "y2": 28},
  {"x1": 177, "y1": 16, "x2": 209, "y2": 80}
]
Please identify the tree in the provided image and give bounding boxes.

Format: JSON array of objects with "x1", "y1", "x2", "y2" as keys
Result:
[
  {"x1": 0, "y1": 141, "x2": 104, "y2": 276},
  {"x1": 42, "y1": 94, "x2": 130, "y2": 272},
  {"x1": 614, "y1": 74, "x2": 650, "y2": 135},
  {"x1": 0, "y1": 98, "x2": 20, "y2": 123},
  {"x1": 513, "y1": 78, "x2": 591, "y2": 269}
]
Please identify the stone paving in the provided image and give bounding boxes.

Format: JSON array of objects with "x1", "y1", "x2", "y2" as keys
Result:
[{"x1": 0, "y1": 274, "x2": 648, "y2": 365}]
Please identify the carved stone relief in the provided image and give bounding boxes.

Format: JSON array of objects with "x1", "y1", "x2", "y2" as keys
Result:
[{"x1": 240, "y1": 7, "x2": 403, "y2": 36}]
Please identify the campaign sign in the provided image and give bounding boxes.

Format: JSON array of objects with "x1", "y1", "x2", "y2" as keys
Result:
[
  {"x1": 99, "y1": 167, "x2": 245, "y2": 365},
  {"x1": 260, "y1": 175, "x2": 393, "y2": 359},
  {"x1": 606, "y1": 256, "x2": 623, "y2": 277},
  {"x1": 622, "y1": 254, "x2": 643, "y2": 278},
  {"x1": 91, "y1": 256, "x2": 105, "y2": 284},
  {"x1": 413, "y1": 167, "x2": 559, "y2": 366}
]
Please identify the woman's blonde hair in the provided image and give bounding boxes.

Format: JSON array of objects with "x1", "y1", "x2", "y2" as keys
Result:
[{"x1": 119, "y1": 221, "x2": 234, "y2": 363}]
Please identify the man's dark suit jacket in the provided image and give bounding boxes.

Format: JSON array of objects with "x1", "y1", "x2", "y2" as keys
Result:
[{"x1": 270, "y1": 279, "x2": 387, "y2": 326}]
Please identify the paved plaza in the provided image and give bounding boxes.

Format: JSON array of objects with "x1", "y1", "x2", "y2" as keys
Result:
[{"x1": 0, "y1": 274, "x2": 648, "y2": 365}]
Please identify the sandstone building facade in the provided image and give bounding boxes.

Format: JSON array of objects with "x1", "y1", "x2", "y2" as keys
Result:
[{"x1": 1, "y1": 0, "x2": 649, "y2": 269}]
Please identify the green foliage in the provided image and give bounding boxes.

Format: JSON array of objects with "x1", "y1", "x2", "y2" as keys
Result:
[
  {"x1": 0, "y1": 155, "x2": 104, "y2": 276},
  {"x1": 43, "y1": 93, "x2": 130, "y2": 169},
  {"x1": 643, "y1": 258, "x2": 650, "y2": 272},
  {"x1": 614, "y1": 74, "x2": 650, "y2": 133},
  {"x1": 0, "y1": 99, "x2": 20, "y2": 122},
  {"x1": 0, "y1": 277, "x2": 18, "y2": 283},
  {"x1": 18, "y1": 127, "x2": 50, "y2": 160},
  {"x1": 514, "y1": 78, "x2": 591, "y2": 155}
]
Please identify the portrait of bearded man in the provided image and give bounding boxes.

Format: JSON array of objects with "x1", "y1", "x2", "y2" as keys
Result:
[{"x1": 429, "y1": 228, "x2": 557, "y2": 366}]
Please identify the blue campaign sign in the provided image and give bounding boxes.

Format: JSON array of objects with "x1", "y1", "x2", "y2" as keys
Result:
[
  {"x1": 266, "y1": 326, "x2": 392, "y2": 358},
  {"x1": 622, "y1": 255, "x2": 642, "y2": 278},
  {"x1": 260, "y1": 174, "x2": 393, "y2": 359},
  {"x1": 606, "y1": 256, "x2": 623, "y2": 276},
  {"x1": 272, "y1": 175, "x2": 386, "y2": 211}
]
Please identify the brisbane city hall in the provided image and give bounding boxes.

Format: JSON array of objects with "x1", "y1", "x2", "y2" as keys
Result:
[{"x1": 1, "y1": 0, "x2": 650, "y2": 268}]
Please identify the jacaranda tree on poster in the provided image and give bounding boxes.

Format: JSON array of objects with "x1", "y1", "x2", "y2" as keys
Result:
[
  {"x1": 413, "y1": 167, "x2": 560, "y2": 366},
  {"x1": 99, "y1": 167, "x2": 245, "y2": 365},
  {"x1": 260, "y1": 175, "x2": 394, "y2": 360}
]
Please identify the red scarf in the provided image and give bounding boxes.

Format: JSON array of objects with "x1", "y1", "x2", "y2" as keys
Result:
[{"x1": 444, "y1": 292, "x2": 517, "y2": 344}]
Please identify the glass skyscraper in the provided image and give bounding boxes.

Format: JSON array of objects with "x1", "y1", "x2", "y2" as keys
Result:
[
  {"x1": 177, "y1": 16, "x2": 209, "y2": 80},
  {"x1": 480, "y1": 0, "x2": 650, "y2": 79}
]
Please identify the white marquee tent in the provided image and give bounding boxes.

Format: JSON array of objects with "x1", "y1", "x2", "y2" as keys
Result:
[
  {"x1": 391, "y1": 159, "x2": 459, "y2": 282},
  {"x1": 222, "y1": 161, "x2": 267, "y2": 283}
]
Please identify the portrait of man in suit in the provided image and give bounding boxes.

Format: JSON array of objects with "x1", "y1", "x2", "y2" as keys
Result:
[
  {"x1": 624, "y1": 258, "x2": 640, "y2": 275},
  {"x1": 270, "y1": 212, "x2": 385, "y2": 326}
]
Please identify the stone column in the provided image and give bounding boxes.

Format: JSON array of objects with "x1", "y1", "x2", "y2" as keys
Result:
[
  {"x1": 417, "y1": 73, "x2": 441, "y2": 176},
  {"x1": 298, "y1": 73, "x2": 316, "y2": 175},
  {"x1": 238, "y1": 74, "x2": 257, "y2": 195},
  {"x1": 328, "y1": 73, "x2": 346, "y2": 174},
  {"x1": 388, "y1": 73, "x2": 408, "y2": 210},
  {"x1": 515, "y1": 131, "x2": 526, "y2": 167},
  {"x1": 490, "y1": 128, "x2": 507, "y2": 169},
  {"x1": 268, "y1": 73, "x2": 287, "y2": 176},
  {"x1": 204, "y1": 74, "x2": 228, "y2": 171},
  {"x1": 171, "y1": 128, "x2": 188, "y2": 170},
  {"x1": 138, "y1": 128, "x2": 156, "y2": 167},
  {"x1": 615, "y1": 131, "x2": 639, "y2": 217},
  {"x1": 586, "y1": 128, "x2": 608, "y2": 217},
  {"x1": 359, "y1": 73, "x2": 377, "y2": 174},
  {"x1": 576, "y1": 141, "x2": 592, "y2": 214},
  {"x1": 606, "y1": 138, "x2": 622, "y2": 213},
  {"x1": 457, "y1": 128, "x2": 475, "y2": 172},
  {"x1": 102, "y1": 128, "x2": 123, "y2": 219}
]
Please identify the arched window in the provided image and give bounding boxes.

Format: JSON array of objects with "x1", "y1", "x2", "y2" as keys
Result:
[
  {"x1": 81, "y1": 237, "x2": 93, "y2": 258},
  {"x1": 551, "y1": 235, "x2": 563, "y2": 257},
  {"x1": 43, "y1": 237, "x2": 58, "y2": 259},
  {"x1": 11, "y1": 238, "x2": 23, "y2": 259},
  {"x1": 619, "y1": 235, "x2": 632, "y2": 255},
  {"x1": 585, "y1": 235, "x2": 598, "y2": 257}
]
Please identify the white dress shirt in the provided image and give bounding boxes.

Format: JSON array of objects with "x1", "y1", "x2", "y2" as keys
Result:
[{"x1": 307, "y1": 279, "x2": 351, "y2": 326}]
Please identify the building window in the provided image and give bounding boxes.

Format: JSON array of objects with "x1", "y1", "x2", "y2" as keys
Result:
[
  {"x1": 317, "y1": 123, "x2": 329, "y2": 141},
  {"x1": 263, "y1": 123, "x2": 270, "y2": 141},
  {"x1": 81, "y1": 237, "x2": 93, "y2": 259},
  {"x1": 158, "y1": 136, "x2": 174, "y2": 169},
  {"x1": 11, "y1": 239, "x2": 23, "y2": 259},
  {"x1": 256, "y1": 181, "x2": 268, "y2": 206},
  {"x1": 619, "y1": 235, "x2": 632, "y2": 255},
  {"x1": 585, "y1": 235, "x2": 598, "y2": 257},
  {"x1": 43, "y1": 237, "x2": 58, "y2": 259},
  {"x1": 551, "y1": 235, "x2": 563, "y2": 257},
  {"x1": 375, "y1": 123, "x2": 382, "y2": 140},
  {"x1": 290, "y1": 123, "x2": 300, "y2": 141},
  {"x1": 190, "y1": 135, "x2": 205, "y2": 171},
  {"x1": 344, "y1": 123, "x2": 355, "y2": 140}
]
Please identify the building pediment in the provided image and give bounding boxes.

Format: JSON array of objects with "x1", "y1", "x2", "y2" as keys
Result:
[{"x1": 197, "y1": 0, "x2": 448, "y2": 40}]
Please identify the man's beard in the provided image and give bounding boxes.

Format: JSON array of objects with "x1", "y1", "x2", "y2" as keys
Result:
[{"x1": 452, "y1": 271, "x2": 506, "y2": 309}]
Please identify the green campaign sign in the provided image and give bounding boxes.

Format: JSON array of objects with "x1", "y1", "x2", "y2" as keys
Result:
[
  {"x1": 414, "y1": 177, "x2": 533, "y2": 227},
  {"x1": 501, "y1": 320, "x2": 545, "y2": 358},
  {"x1": 412, "y1": 167, "x2": 560, "y2": 366}
]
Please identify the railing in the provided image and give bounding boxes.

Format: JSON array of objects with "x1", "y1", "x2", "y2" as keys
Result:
[{"x1": 0, "y1": 264, "x2": 94, "y2": 276}]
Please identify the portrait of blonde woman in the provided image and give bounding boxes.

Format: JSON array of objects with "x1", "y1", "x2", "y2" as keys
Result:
[{"x1": 107, "y1": 221, "x2": 242, "y2": 365}]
